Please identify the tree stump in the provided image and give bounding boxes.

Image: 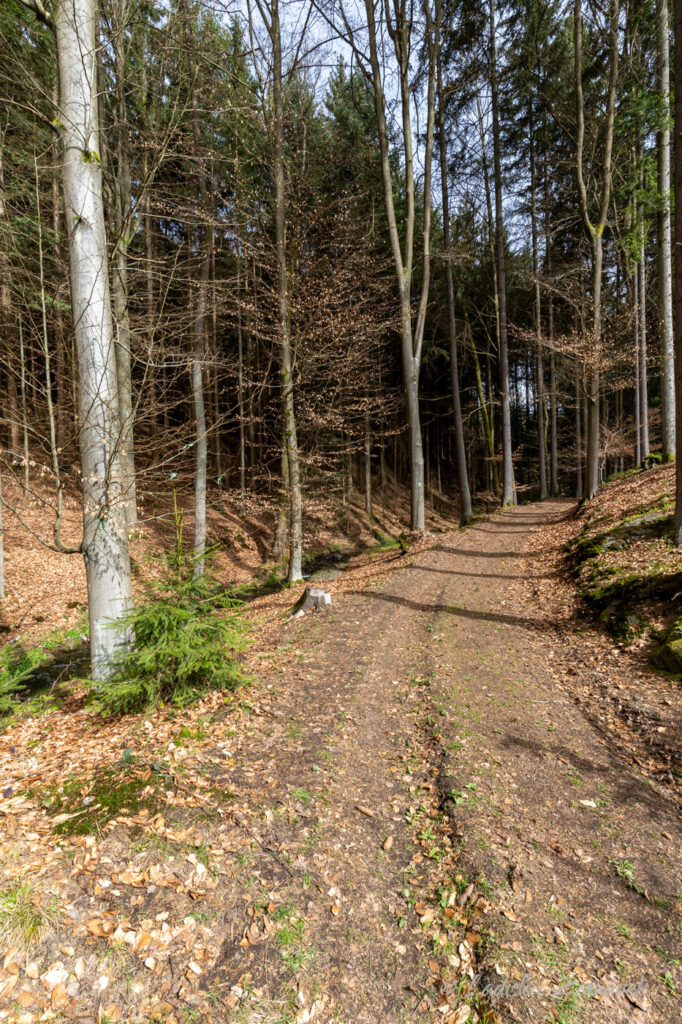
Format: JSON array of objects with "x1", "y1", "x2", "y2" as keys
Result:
[{"x1": 289, "y1": 586, "x2": 332, "y2": 619}]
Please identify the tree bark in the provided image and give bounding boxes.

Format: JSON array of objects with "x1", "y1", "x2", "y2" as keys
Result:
[
  {"x1": 270, "y1": 0, "x2": 303, "y2": 581},
  {"x1": 529, "y1": 106, "x2": 547, "y2": 500},
  {"x1": 574, "y1": 0, "x2": 619, "y2": 499},
  {"x1": 575, "y1": 370, "x2": 583, "y2": 498},
  {"x1": 634, "y1": 267, "x2": 641, "y2": 465},
  {"x1": 658, "y1": 0, "x2": 675, "y2": 458},
  {"x1": 638, "y1": 259, "x2": 649, "y2": 458},
  {"x1": 364, "y1": 407, "x2": 372, "y2": 517},
  {"x1": 54, "y1": 0, "x2": 133, "y2": 678},
  {"x1": 110, "y1": 4, "x2": 137, "y2": 529},
  {"x1": 489, "y1": 0, "x2": 515, "y2": 506},
  {"x1": 673, "y1": 0, "x2": 682, "y2": 543},
  {"x1": 437, "y1": 48, "x2": 472, "y2": 524},
  {"x1": 362, "y1": 0, "x2": 438, "y2": 531}
]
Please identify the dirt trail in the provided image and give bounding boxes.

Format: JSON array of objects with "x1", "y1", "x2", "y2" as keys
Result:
[
  {"x1": 6, "y1": 501, "x2": 679, "y2": 1024},
  {"x1": 201, "y1": 499, "x2": 680, "y2": 1023}
]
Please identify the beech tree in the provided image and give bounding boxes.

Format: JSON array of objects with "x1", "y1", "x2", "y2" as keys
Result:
[{"x1": 18, "y1": 0, "x2": 133, "y2": 678}]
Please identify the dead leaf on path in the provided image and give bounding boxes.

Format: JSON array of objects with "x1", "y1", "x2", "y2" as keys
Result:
[{"x1": 355, "y1": 804, "x2": 374, "y2": 817}]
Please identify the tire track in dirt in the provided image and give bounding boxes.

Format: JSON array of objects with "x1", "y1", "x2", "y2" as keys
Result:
[{"x1": 208, "y1": 501, "x2": 680, "y2": 1024}]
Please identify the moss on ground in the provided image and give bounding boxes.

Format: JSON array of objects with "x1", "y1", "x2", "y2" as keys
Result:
[
  {"x1": 570, "y1": 506, "x2": 682, "y2": 659},
  {"x1": 36, "y1": 761, "x2": 168, "y2": 836}
]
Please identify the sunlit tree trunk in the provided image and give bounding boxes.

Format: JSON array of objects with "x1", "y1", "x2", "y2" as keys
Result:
[
  {"x1": 53, "y1": 0, "x2": 133, "y2": 678},
  {"x1": 489, "y1": 0, "x2": 515, "y2": 505},
  {"x1": 574, "y1": 0, "x2": 619, "y2": 499},
  {"x1": 437, "y1": 49, "x2": 472, "y2": 524}
]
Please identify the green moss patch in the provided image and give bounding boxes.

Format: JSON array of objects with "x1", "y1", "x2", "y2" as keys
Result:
[{"x1": 38, "y1": 761, "x2": 168, "y2": 836}]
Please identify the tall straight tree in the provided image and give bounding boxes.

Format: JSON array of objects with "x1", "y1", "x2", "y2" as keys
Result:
[
  {"x1": 658, "y1": 0, "x2": 675, "y2": 459},
  {"x1": 19, "y1": 0, "x2": 133, "y2": 678},
  {"x1": 489, "y1": 0, "x2": 515, "y2": 506},
  {"x1": 574, "y1": 0, "x2": 619, "y2": 499},
  {"x1": 436, "y1": 44, "x2": 472, "y2": 524},
  {"x1": 327, "y1": 0, "x2": 440, "y2": 531},
  {"x1": 674, "y1": 0, "x2": 682, "y2": 544}
]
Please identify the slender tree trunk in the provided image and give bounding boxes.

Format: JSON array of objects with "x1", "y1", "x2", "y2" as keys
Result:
[
  {"x1": 585, "y1": 236, "x2": 603, "y2": 498},
  {"x1": 0, "y1": 146, "x2": 20, "y2": 462},
  {"x1": 192, "y1": 252, "x2": 209, "y2": 572},
  {"x1": 638, "y1": 259, "x2": 650, "y2": 458},
  {"x1": 658, "y1": 0, "x2": 675, "y2": 458},
  {"x1": 271, "y1": 430, "x2": 289, "y2": 562},
  {"x1": 0, "y1": 466, "x2": 4, "y2": 600},
  {"x1": 237, "y1": 253, "x2": 246, "y2": 502},
  {"x1": 271, "y1": 0, "x2": 303, "y2": 581},
  {"x1": 111, "y1": 13, "x2": 137, "y2": 530},
  {"x1": 364, "y1": 407, "x2": 372, "y2": 517},
  {"x1": 362, "y1": 0, "x2": 438, "y2": 532},
  {"x1": 51, "y1": 103, "x2": 66, "y2": 456},
  {"x1": 467, "y1": 317, "x2": 499, "y2": 495},
  {"x1": 18, "y1": 319, "x2": 29, "y2": 494},
  {"x1": 544, "y1": 156, "x2": 559, "y2": 496},
  {"x1": 673, "y1": 0, "x2": 682, "y2": 543},
  {"x1": 574, "y1": 0, "x2": 619, "y2": 499},
  {"x1": 489, "y1": 0, "x2": 515, "y2": 506},
  {"x1": 437, "y1": 50, "x2": 472, "y2": 524},
  {"x1": 181, "y1": 0, "x2": 210, "y2": 574},
  {"x1": 575, "y1": 371, "x2": 583, "y2": 498},
  {"x1": 529, "y1": 108, "x2": 547, "y2": 500},
  {"x1": 54, "y1": 0, "x2": 132, "y2": 678},
  {"x1": 634, "y1": 267, "x2": 642, "y2": 465}
]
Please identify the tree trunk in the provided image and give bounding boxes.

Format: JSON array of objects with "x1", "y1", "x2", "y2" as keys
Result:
[
  {"x1": 575, "y1": 371, "x2": 583, "y2": 498},
  {"x1": 364, "y1": 407, "x2": 372, "y2": 516},
  {"x1": 192, "y1": 251, "x2": 209, "y2": 572},
  {"x1": 362, "y1": 0, "x2": 438, "y2": 532},
  {"x1": 529, "y1": 107, "x2": 547, "y2": 500},
  {"x1": 673, "y1": 0, "x2": 682, "y2": 543},
  {"x1": 574, "y1": 0, "x2": 619, "y2": 499},
  {"x1": 0, "y1": 466, "x2": 4, "y2": 600},
  {"x1": 638, "y1": 259, "x2": 649, "y2": 458},
  {"x1": 489, "y1": 0, "x2": 515, "y2": 506},
  {"x1": 111, "y1": 11, "x2": 137, "y2": 530},
  {"x1": 437, "y1": 49, "x2": 472, "y2": 524},
  {"x1": 544, "y1": 157, "x2": 559, "y2": 496},
  {"x1": 271, "y1": 0, "x2": 303, "y2": 581},
  {"x1": 658, "y1": 0, "x2": 675, "y2": 459},
  {"x1": 585, "y1": 236, "x2": 603, "y2": 498},
  {"x1": 54, "y1": 0, "x2": 132, "y2": 678},
  {"x1": 634, "y1": 267, "x2": 641, "y2": 465}
]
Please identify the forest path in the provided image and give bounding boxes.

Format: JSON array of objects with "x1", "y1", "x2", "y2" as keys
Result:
[
  {"x1": 94, "y1": 501, "x2": 675, "y2": 1024},
  {"x1": 190, "y1": 501, "x2": 681, "y2": 1023}
]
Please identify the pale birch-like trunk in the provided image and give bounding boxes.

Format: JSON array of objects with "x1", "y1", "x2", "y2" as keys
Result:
[{"x1": 54, "y1": 0, "x2": 133, "y2": 678}]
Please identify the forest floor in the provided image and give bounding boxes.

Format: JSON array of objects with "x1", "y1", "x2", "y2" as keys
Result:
[{"x1": 0, "y1": 494, "x2": 681, "y2": 1024}]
